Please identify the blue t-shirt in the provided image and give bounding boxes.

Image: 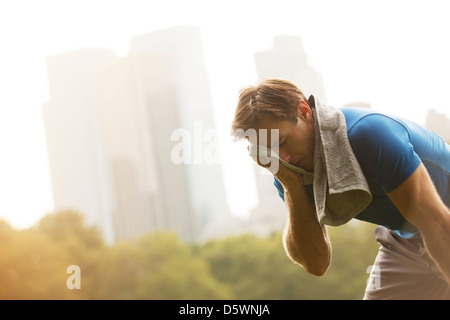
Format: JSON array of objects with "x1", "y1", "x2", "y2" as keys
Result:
[{"x1": 274, "y1": 107, "x2": 450, "y2": 238}]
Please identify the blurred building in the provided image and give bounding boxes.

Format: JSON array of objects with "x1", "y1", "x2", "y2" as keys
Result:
[
  {"x1": 130, "y1": 26, "x2": 230, "y2": 230},
  {"x1": 255, "y1": 35, "x2": 327, "y2": 102},
  {"x1": 342, "y1": 101, "x2": 371, "y2": 109},
  {"x1": 43, "y1": 26, "x2": 229, "y2": 243},
  {"x1": 43, "y1": 48, "x2": 118, "y2": 243},
  {"x1": 425, "y1": 109, "x2": 450, "y2": 143},
  {"x1": 95, "y1": 49, "x2": 197, "y2": 242}
]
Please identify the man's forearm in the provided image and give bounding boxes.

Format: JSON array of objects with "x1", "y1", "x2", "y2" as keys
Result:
[
  {"x1": 387, "y1": 164, "x2": 450, "y2": 285},
  {"x1": 282, "y1": 182, "x2": 331, "y2": 276}
]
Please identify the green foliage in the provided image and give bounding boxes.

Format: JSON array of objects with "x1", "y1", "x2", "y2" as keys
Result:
[
  {"x1": 196, "y1": 222, "x2": 379, "y2": 300},
  {"x1": 0, "y1": 226, "x2": 75, "y2": 299},
  {"x1": 0, "y1": 211, "x2": 379, "y2": 299},
  {"x1": 93, "y1": 232, "x2": 232, "y2": 299}
]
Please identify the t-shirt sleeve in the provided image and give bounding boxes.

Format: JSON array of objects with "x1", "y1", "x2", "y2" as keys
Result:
[
  {"x1": 273, "y1": 177, "x2": 285, "y2": 201},
  {"x1": 273, "y1": 177, "x2": 315, "y2": 203},
  {"x1": 347, "y1": 114, "x2": 422, "y2": 193}
]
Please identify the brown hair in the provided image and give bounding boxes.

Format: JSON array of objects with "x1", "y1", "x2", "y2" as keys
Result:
[{"x1": 231, "y1": 78, "x2": 307, "y2": 141}]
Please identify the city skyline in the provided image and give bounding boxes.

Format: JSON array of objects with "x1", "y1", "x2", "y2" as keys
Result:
[
  {"x1": 1, "y1": 1, "x2": 450, "y2": 230},
  {"x1": 43, "y1": 27, "x2": 231, "y2": 243}
]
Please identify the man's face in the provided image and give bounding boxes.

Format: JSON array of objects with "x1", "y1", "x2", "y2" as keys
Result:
[{"x1": 256, "y1": 101, "x2": 315, "y2": 172}]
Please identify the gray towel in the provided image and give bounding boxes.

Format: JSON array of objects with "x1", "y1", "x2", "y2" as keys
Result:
[
  {"x1": 311, "y1": 95, "x2": 372, "y2": 226},
  {"x1": 248, "y1": 95, "x2": 372, "y2": 226}
]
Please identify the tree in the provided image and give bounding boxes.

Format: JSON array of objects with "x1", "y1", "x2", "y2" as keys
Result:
[
  {"x1": 37, "y1": 210, "x2": 105, "y2": 299},
  {"x1": 0, "y1": 210, "x2": 380, "y2": 300},
  {"x1": 197, "y1": 221, "x2": 379, "y2": 299},
  {"x1": 0, "y1": 222, "x2": 77, "y2": 299},
  {"x1": 95, "y1": 232, "x2": 234, "y2": 299}
]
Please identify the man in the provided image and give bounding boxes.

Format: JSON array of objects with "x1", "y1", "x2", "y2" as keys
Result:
[{"x1": 231, "y1": 78, "x2": 450, "y2": 299}]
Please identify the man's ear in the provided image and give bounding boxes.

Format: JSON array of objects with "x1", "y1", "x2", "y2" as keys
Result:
[{"x1": 297, "y1": 100, "x2": 312, "y2": 120}]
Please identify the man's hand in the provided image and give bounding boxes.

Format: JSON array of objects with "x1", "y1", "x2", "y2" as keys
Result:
[
  {"x1": 248, "y1": 145, "x2": 302, "y2": 188},
  {"x1": 274, "y1": 161, "x2": 303, "y2": 190}
]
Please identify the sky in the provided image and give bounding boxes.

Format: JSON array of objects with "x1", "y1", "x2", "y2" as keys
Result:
[{"x1": 0, "y1": 0, "x2": 450, "y2": 229}]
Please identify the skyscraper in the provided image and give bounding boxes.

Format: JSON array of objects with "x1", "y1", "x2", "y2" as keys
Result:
[
  {"x1": 43, "y1": 48, "x2": 117, "y2": 242},
  {"x1": 130, "y1": 26, "x2": 230, "y2": 228},
  {"x1": 43, "y1": 26, "x2": 230, "y2": 243},
  {"x1": 425, "y1": 109, "x2": 450, "y2": 143},
  {"x1": 43, "y1": 47, "x2": 197, "y2": 243},
  {"x1": 255, "y1": 35, "x2": 327, "y2": 102},
  {"x1": 94, "y1": 49, "x2": 197, "y2": 242}
]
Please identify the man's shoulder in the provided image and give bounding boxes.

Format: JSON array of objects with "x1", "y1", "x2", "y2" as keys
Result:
[
  {"x1": 340, "y1": 107, "x2": 410, "y2": 143},
  {"x1": 341, "y1": 107, "x2": 396, "y2": 130},
  {"x1": 340, "y1": 107, "x2": 422, "y2": 192}
]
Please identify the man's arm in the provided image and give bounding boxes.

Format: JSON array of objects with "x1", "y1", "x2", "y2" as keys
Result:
[
  {"x1": 388, "y1": 163, "x2": 450, "y2": 283},
  {"x1": 275, "y1": 165, "x2": 331, "y2": 276}
]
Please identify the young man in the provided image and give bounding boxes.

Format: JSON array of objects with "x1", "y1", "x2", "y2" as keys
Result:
[{"x1": 231, "y1": 78, "x2": 450, "y2": 299}]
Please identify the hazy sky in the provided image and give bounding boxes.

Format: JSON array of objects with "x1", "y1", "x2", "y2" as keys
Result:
[{"x1": 1, "y1": 0, "x2": 450, "y2": 228}]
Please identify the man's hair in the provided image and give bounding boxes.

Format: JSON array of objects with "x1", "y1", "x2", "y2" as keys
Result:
[{"x1": 231, "y1": 78, "x2": 307, "y2": 141}]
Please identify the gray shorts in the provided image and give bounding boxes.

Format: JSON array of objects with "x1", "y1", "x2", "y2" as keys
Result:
[{"x1": 364, "y1": 226, "x2": 450, "y2": 300}]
